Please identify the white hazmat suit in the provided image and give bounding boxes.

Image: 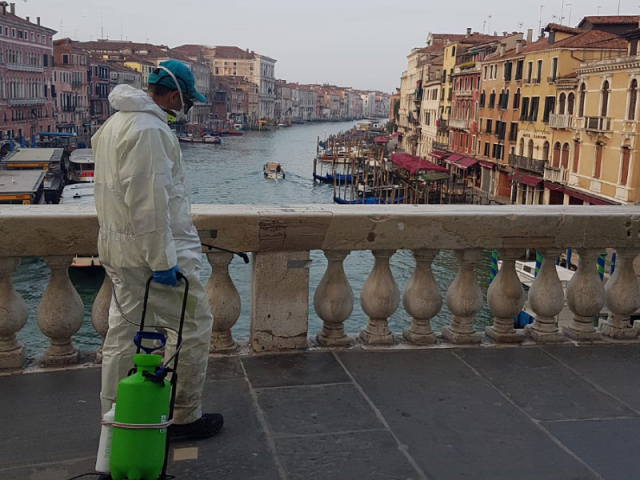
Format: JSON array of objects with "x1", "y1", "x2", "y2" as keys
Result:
[{"x1": 93, "y1": 84, "x2": 213, "y2": 424}]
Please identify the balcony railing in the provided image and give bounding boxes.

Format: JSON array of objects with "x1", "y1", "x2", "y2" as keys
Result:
[
  {"x1": 584, "y1": 116, "x2": 612, "y2": 132},
  {"x1": 433, "y1": 141, "x2": 449, "y2": 151},
  {"x1": 6, "y1": 63, "x2": 44, "y2": 73},
  {"x1": 544, "y1": 166, "x2": 569, "y2": 184},
  {"x1": 549, "y1": 114, "x2": 573, "y2": 129},
  {"x1": 509, "y1": 154, "x2": 546, "y2": 174},
  {"x1": 449, "y1": 118, "x2": 470, "y2": 130},
  {"x1": 8, "y1": 98, "x2": 47, "y2": 106},
  {"x1": 1, "y1": 205, "x2": 639, "y2": 370}
]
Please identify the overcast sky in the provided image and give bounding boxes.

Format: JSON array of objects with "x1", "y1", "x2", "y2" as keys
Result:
[{"x1": 17, "y1": 0, "x2": 638, "y2": 92}]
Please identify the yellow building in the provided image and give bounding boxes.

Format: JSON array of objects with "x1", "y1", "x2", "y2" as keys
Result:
[
  {"x1": 512, "y1": 24, "x2": 626, "y2": 205},
  {"x1": 122, "y1": 57, "x2": 156, "y2": 90},
  {"x1": 568, "y1": 30, "x2": 640, "y2": 205}
]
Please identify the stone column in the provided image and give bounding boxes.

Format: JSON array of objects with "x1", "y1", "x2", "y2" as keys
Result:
[
  {"x1": 36, "y1": 256, "x2": 84, "y2": 366},
  {"x1": 251, "y1": 252, "x2": 310, "y2": 352},
  {"x1": 403, "y1": 249, "x2": 441, "y2": 345},
  {"x1": 91, "y1": 273, "x2": 112, "y2": 363},
  {"x1": 441, "y1": 249, "x2": 483, "y2": 344},
  {"x1": 601, "y1": 249, "x2": 640, "y2": 340},
  {"x1": 564, "y1": 249, "x2": 604, "y2": 341},
  {"x1": 360, "y1": 250, "x2": 399, "y2": 345},
  {"x1": 0, "y1": 258, "x2": 28, "y2": 369},
  {"x1": 315, "y1": 251, "x2": 353, "y2": 347},
  {"x1": 206, "y1": 252, "x2": 241, "y2": 352},
  {"x1": 486, "y1": 249, "x2": 525, "y2": 343},
  {"x1": 525, "y1": 249, "x2": 565, "y2": 343}
]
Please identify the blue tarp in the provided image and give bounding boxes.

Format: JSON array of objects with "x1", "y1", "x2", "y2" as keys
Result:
[{"x1": 38, "y1": 132, "x2": 76, "y2": 137}]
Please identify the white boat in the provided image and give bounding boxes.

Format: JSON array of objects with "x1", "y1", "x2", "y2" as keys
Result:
[
  {"x1": 178, "y1": 134, "x2": 221, "y2": 144},
  {"x1": 264, "y1": 162, "x2": 285, "y2": 180},
  {"x1": 68, "y1": 148, "x2": 95, "y2": 183},
  {"x1": 60, "y1": 183, "x2": 101, "y2": 268},
  {"x1": 506, "y1": 260, "x2": 575, "y2": 291}
]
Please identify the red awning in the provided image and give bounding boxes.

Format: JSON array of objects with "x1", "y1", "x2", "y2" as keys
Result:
[
  {"x1": 391, "y1": 132, "x2": 401, "y2": 138},
  {"x1": 390, "y1": 153, "x2": 448, "y2": 175},
  {"x1": 516, "y1": 174, "x2": 543, "y2": 187},
  {"x1": 374, "y1": 136, "x2": 390, "y2": 144},
  {"x1": 479, "y1": 160, "x2": 494, "y2": 169},
  {"x1": 453, "y1": 157, "x2": 479, "y2": 170},
  {"x1": 563, "y1": 187, "x2": 617, "y2": 205},
  {"x1": 543, "y1": 183, "x2": 564, "y2": 192},
  {"x1": 429, "y1": 150, "x2": 448, "y2": 160},
  {"x1": 444, "y1": 153, "x2": 464, "y2": 164}
]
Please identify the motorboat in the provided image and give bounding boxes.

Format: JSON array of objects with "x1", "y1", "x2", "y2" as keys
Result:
[
  {"x1": 178, "y1": 134, "x2": 221, "y2": 144},
  {"x1": 264, "y1": 162, "x2": 285, "y2": 180},
  {"x1": 68, "y1": 148, "x2": 94, "y2": 183}
]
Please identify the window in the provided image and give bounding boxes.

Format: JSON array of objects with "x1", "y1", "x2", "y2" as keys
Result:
[
  {"x1": 62, "y1": 54, "x2": 69, "y2": 65},
  {"x1": 484, "y1": 66, "x2": 488, "y2": 80},
  {"x1": 527, "y1": 140, "x2": 534, "y2": 159},
  {"x1": 502, "y1": 89, "x2": 510, "y2": 109},
  {"x1": 621, "y1": 147, "x2": 631, "y2": 186},
  {"x1": 536, "y1": 60, "x2": 543, "y2": 83},
  {"x1": 43, "y1": 54, "x2": 48, "y2": 67},
  {"x1": 561, "y1": 143, "x2": 570, "y2": 169},
  {"x1": 486, "y1": 119, "x2": 493, "y2": 134},
  {"x1": 552, "y1": 142, "x2": 561, "y2": 167},
  {"x1": 632, "y1": 40, "x2": 639, "y2": 56},
  {"x1": 484, "y1": 142, "x2": 490, "y2": 157},
  {"x1": 513, "y1": 88, "x2": 521, "y2": 109},
  {"x1": 594, "y1": 143, "x2": 603, "y2": 179},
  {"x1": 504, "y1": 61, "x2": 513, "y2": 81},
  {"x1": 601, "y1": 80, "x2": 610, "y2": 117},
  {"x1": 489, "y1": 90, "x2": 496, "y2": 108},
  {"x1": 530, "y1": 97, "x2": 540, "y2": 122},
  {"x1": 515, "y1": 60, "x2": 524, "y2": 80},
  {"x1": 509, "y1": 122, "x2": 518, "y2": 142},
  {"x1": 542, "y1": 141, "x2": 550, "y2": 161},
  {"x1": 628, "y1": 79, "x2": 638, "y2": 120},
  {"x1": 520, "y1": 97, "x2": 530, "y2": 120},
  {"x1": 479, "y1": 90, "x2": 486, "y2": 108},
  {"x1": 551, "y1": 58, "x2": 558, "y2": 82},
  {"x1": 573, "y1": 141, "x2": 581, "y2": 173},
  {"x1": 568, "y1": 92, "x2": 575, "y2": 115},
  {"x1": 519, "y1": 138, "x2": 525, "y2": 156},
  {"x1": 543, "y1": 96, "x2": 555, "y2": 123},
  {"x1": 526, "y1": 61, "x2": 533, "y2": 83},
  {"x1": 579, "y1": 83, "x2": 586, "y2": 117},
  {"x1": 558, "y1": 93, "x2": 566, "y2": 114}
]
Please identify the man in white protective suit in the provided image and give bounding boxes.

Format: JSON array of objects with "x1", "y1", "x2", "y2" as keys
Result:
[{"x1": 93, "y1": 59, "x2": 223, "y2": 440}]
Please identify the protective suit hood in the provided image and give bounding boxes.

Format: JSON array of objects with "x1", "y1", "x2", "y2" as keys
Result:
[{"x1": 108, "y1": 84, "x2": 166, "y2": 122}]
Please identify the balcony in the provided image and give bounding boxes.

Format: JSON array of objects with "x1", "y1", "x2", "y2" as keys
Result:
[
  {"x1": 584, "y1": 116, "x2": 612, "y2": 133},
  {"x1": 8, "y1": 98, "x2": 47, "y2": 106},
  {"x1": 433, "y1": 141, "x2": 449, "y2": 151},
  {"x1": 544, "y1": 165, "x2": 569, "y2": 184},
  {"x1": 509, "y1": 154, "x2": 546, "y2": 174},
  {"x1": 549, "y1": 114, "x2": 574, "y2": 129},
  {"x1": 437, "y1": 119, "x2": 448, "y2": 132},
  {"x1": 456, "y1": 89, "x2": 473, "y2": 97},
  {"x1": 1, "y1": 205, "x2": 640, "y2": 479},
  {"x1": 6, "y1": 63, "x2": 44, "y2": 73},
  {"x1": 449, "y1": 118, "x2": 470, "y2": 130}
]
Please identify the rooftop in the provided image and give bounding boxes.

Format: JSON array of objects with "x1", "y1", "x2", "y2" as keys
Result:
[
  {"x1": 3, "y1": 148, "x2": 62, "y2": 163},
  {"x1": 0, "y1": 171, "x2": 44, "y2": 195},
  {"x1": 579, "y1": 15, "x2": 640, "y2": 27},
  {"x1": 2, "y1": 345, "x2": 640, "y2": 479}
]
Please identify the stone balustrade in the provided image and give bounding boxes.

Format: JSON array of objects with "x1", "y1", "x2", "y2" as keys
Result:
[{"x1": 1, "y1": 204, "x2": 640, "y2": 369}]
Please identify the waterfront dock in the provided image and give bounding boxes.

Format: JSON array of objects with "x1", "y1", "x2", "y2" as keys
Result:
[{"x1": 2, "y1": 345, "x2": 640, "y2": 479}]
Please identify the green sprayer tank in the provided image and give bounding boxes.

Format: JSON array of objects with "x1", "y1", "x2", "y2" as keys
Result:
[{"x1": 110, "y1": 354, "x2": 171, "y2": 480}]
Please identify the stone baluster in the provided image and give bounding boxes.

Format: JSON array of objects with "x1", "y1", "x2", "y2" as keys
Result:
[
  {"x1": 402, "y1": 249, "x2": 441, "y2": 345},
  {"x1": 91, "y1": 273, "x2": 113, "y2": 363},
  {"x1": 601, "y1": 249, "x2": 640, "y2": 339},
  {"x1": 486, "y1": 249, "x2": 525, "y2": 343},
  {"x1": 525, "y1": 249, "x2": 565, "y2": 343},
  {"x1": 360, "y1": 250, "x2": 399, "y2": 345},
  {"x1": 36, "y1": 256, "x2": 84, "y2": 366},
  {"x1": 564, "y1": 249, "x2": 605, "y2": 341},
  {"x1": 0, "y1": 258, "x2": 28, "y2": 369},
  {"x1": 206, "y1": 252, "x2": 241, "y2": 352},
  {"x1": 315, "y1": 251, "x2": 354, "y2": 347},
  {"x1": 442, "y1": 249, "x2": 483, "y2": 344}
]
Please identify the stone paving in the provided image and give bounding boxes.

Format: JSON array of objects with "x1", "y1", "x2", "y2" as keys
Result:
[{"x1": 1, "y1": 344, "x2": 640, "y2": 480}]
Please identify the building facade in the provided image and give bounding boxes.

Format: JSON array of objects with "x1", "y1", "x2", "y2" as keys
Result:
[
  {"x1": 0, "y1": 2, "x2": 56, "y2": 144},
  {"x1": 52, "y1": 38, "x2": 89, "y2": 137}
]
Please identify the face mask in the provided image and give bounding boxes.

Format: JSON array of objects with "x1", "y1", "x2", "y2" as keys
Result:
[{"x1": 156, "y1": 66, "x2": 193, "y2": 121}]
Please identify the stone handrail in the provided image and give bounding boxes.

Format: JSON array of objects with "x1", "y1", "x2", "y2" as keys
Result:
[{"x1": 1, "y1": 204, "x2": 640, "y2": 369}]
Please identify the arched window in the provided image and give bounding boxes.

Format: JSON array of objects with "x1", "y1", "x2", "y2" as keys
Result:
[
  {"x1": 579, "y1": 83, "x2": 586, "y2": 117},
  {"x1": 542, "y1": 141, "x2": 550, "y2": 161},
  {"x1": 504, "y1": 89, "x2": 510, "y2": 109},
  {"x1": 561, "y1": 143, "x2": 570, "y2": 169},
  {"x1": 621, "y1": 147, "x2": 631, "y2": 186},
  {"x1": 552, "y1": 142, "x2": 561, "y2": 168},
  {"x1": 567, "y1": 92, "x2": 575, "y2": 115},
  {"x1": 527, "y1": 139, "x2": 534, "y2": 159},
  {"x1": 558, "y1": 93, "x2": 566, "y2": 115},
  {"x1": 513, "y1": 88, "x2": 521, "y2": 109},
  {"x1": 601, "y1": 80, "x2": 610, "y2": 117},
  {"x1": 519, "y1": 138, "x2": 525, "y2": 156},
  {"x1": 489, "y1": 90, "x2": 496, "y2": 108},
  {"x1": 629, "y1": 79, "x2": 638, "y2": 121}
]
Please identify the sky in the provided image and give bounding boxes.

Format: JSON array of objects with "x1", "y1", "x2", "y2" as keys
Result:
[{"x1": 15, "y1": 0, "x2": 640, "y2": 93}]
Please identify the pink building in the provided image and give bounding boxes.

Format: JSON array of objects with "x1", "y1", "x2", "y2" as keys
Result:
[
  {"x1": 53, "y1": 38, "x2": 90, "y2": 138},
  {"x1": 0, "y1": 2, "x2": 56, "y2": 146}
]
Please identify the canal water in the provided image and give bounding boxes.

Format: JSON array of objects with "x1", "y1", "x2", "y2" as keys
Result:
[{"x1": 15, "y1": 121, "x2": 493, "y2": 356}]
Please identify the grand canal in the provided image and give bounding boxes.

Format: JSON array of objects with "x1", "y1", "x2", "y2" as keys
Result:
[{"x1": 15, "y1": 121, "x2": 492, "y2": 355}]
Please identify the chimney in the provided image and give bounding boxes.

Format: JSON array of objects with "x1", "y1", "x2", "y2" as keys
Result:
[
  {"x1": 539, "y1": 28, "x2": 546, "y2": 39},
  {"x1": 503, "y1": 31, "x2": 508, "y2": 37},
  {"x1": 9, "y1": 2, "x2": 14, "y2": 14},
  {"x1": 37, "y1": 16, "x2": 40, "y2": 26},
  {"x1": 1, "y1": 1, "x2": 6, "y2": 15},
  {"x1": 499, "y1": 43, "x2": 506, "y2": 56},
  {"x1": 527, "y1": 28, "x2": 533, "y2": 43},
  {"x1": 466, "y1": 27, "x2": 472, "y2": 37},
  {"x1": 516, "y1": 39, "x2": 523, "y2": 54}
]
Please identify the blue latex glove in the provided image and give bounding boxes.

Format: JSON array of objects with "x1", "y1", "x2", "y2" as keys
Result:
[{"x1": 153, "y1": 266, "x2": 180, "y2": 286}]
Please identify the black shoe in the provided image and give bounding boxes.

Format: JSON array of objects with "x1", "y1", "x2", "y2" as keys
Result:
[{"x1": 169, "y1": 413, "x2": 224, "y2": 441}]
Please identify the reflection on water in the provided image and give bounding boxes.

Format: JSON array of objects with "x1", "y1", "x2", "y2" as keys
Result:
[{"x1": 15, "y1": 121, "x2": 492, "y2": 355}]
